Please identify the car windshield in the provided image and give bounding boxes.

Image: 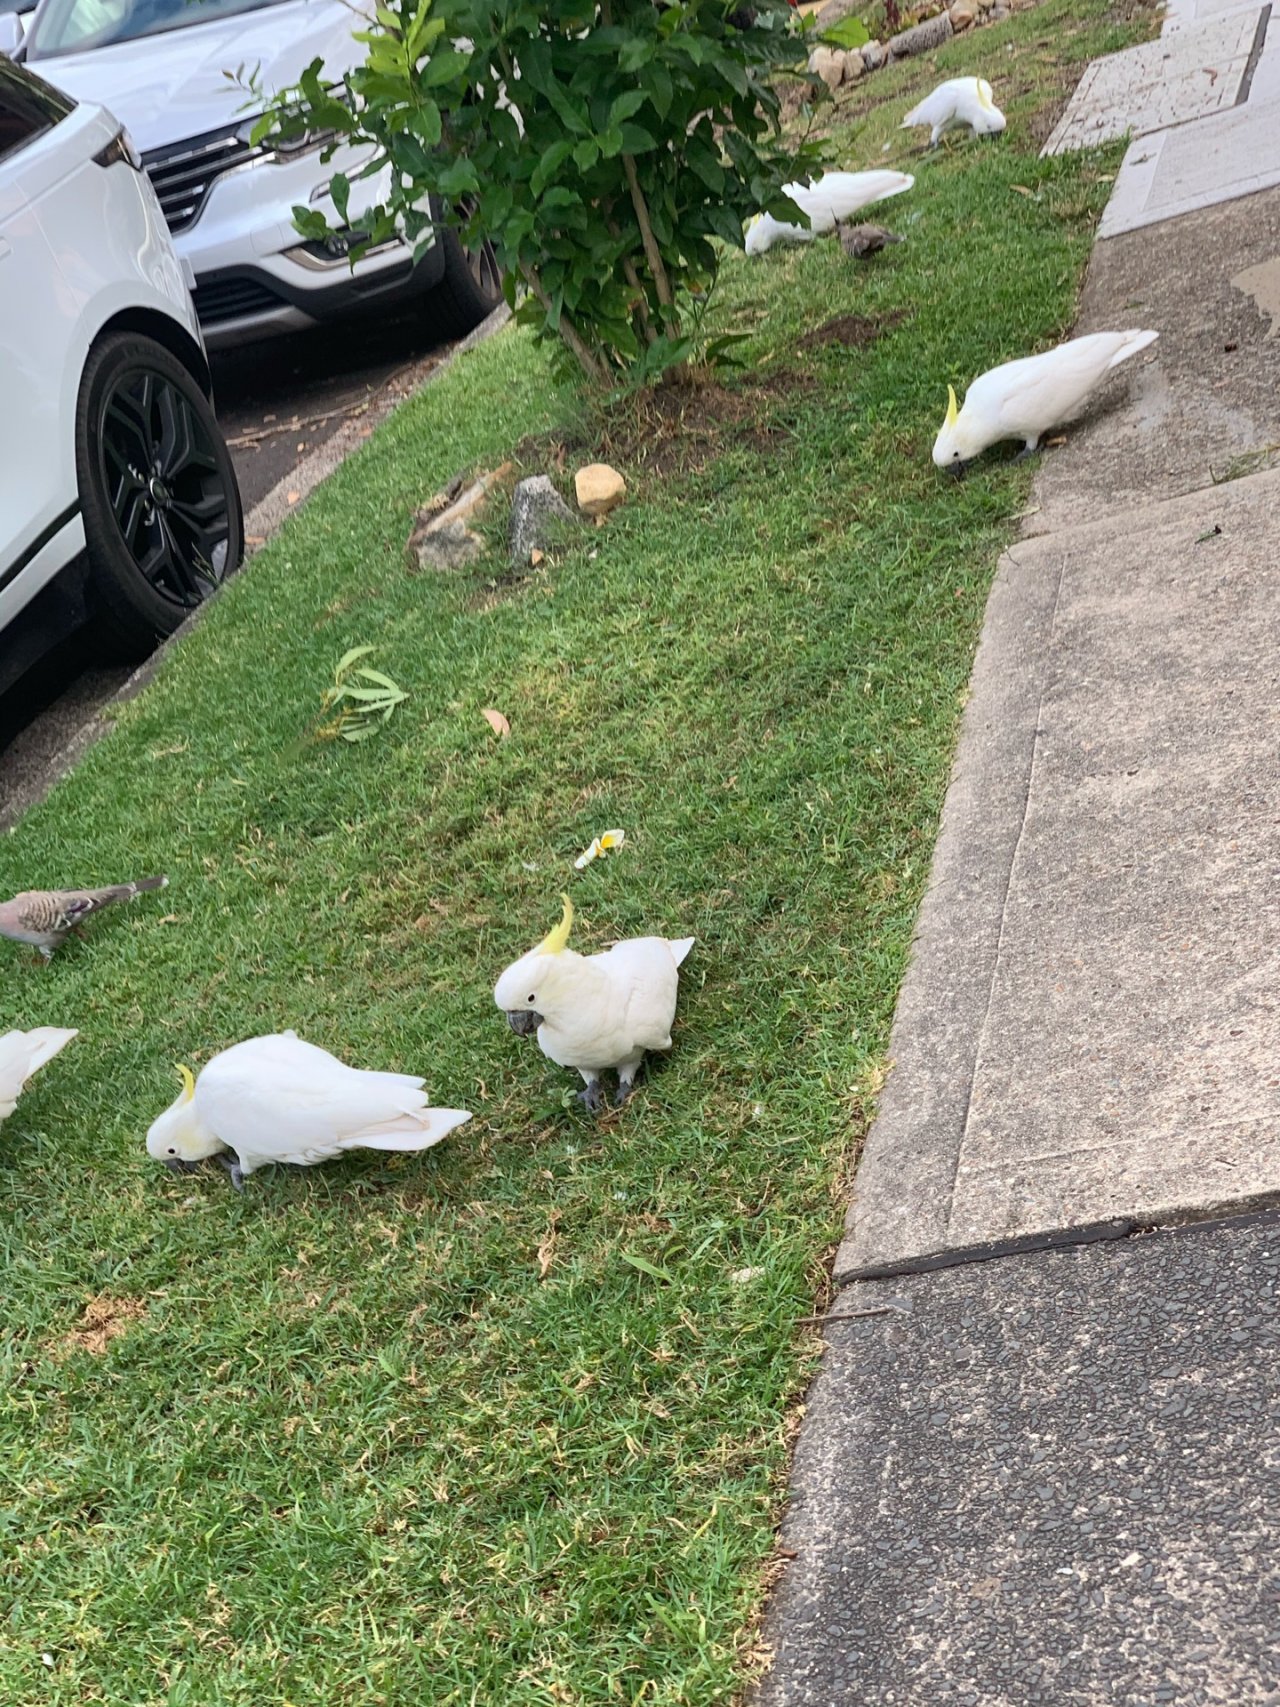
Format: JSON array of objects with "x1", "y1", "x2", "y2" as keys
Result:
[{"x1": 26, "y1": 0, "x2": 296, "y2": 60}]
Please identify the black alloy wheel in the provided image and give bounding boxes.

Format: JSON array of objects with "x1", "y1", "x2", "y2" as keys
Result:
[{"x1": 77, "y1": 332, "x2": 244, "y2": 659}]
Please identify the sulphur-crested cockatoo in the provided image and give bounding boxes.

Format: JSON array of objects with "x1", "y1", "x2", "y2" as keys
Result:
[
  {"x1": 494, "y1": 897, "x2": 695, "y2": 1112},
  {"x1": 933, "y1": 330, "x2": 1159, "y2": 475},
  {"x1": 746, "y1": 171, "x2": 914, "y2": 255},
  {"x1": 0, "y1": 1027, "x2": 77, "y2": 1124},
  {"x1": 901, "y1": 78, "x2": 1006, "y2": 147},
  {"x1": 146, "y1": 1032, "x2": 472, "y2": 1189}
]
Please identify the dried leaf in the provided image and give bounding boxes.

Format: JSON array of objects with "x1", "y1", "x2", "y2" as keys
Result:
[
  {"x1": 537, "y1": 1218, "x2": 559, "y2": 1280},
  {"x1": 530, "y1": 548, "x2": 546, "y2": 566},
  {"x1": 481, "y1": 708, "x2": 511, "y2": 738},
  {"x1": 1009, "y1": 184, "x2": 1038, "y2": 198},
  {"x1": 286, "y1": 490, "x2": 301, "y2": 505}
]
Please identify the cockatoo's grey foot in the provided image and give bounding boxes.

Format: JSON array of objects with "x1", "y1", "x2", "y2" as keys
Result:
[
  {"x1": 1013, "y1": 441, "x2": 1041, "y2": 463},
  {"x1": 216, "y1": 1152, "x2": 246, "y2": 1191},
  {"x1": 578, "y1": 1078, "x2": 604, "y2": 1114},
  {"x1": 614, "y1": 1078, "x2": 636, "y2": 1108}
]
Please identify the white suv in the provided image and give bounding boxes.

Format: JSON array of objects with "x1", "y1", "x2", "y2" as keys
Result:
[
  {"x1": 12, "y1": 0, "x2": 502, "y2": 349},
  {"x1": 0, "y1": 56, "x2": 242, "y2": 693}
]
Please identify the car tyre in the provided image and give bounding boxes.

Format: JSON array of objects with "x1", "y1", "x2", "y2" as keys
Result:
[
  {"x1": 426, "y1": 215, "x2": 503, "y2": 340},
  {"x1": 76, "y1": 331, "x2": 244, "y2": 661}
]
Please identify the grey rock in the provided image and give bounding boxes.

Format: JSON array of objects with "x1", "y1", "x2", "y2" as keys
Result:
[
  {"x1": 888, "y1": 10, "x2": 953, "y2": 57},
  {"x1": 815, "y1": 0, "x2": 862, "y2": 24},
  {"x1": 409, "y1": 517, "x2": 485, "y2": 570},
  {"x1": 509, "y1": 474, "x2": 578, "y2": 567},
  {"x1": 860, "y1": 38, "x2": 886, "y2": 69}
]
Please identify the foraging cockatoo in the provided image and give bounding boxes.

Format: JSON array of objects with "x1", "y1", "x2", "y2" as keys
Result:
[
  {"x1": 494, "y1": 897, "x2": 695, "y2": 1112},
  {"x1": 0, "y1": 1028, "x2": 77, "y2": 1124},
  {"x1": 0, "y1": 876, "x2": 168, "y2": 960},
  {"x1": 745, "y1": 171, "x2": 914, "y2": 255},
  {"x1": 146, "y1": 1033, "x2": 472, "y2": 1189},
  {"x1": 933, "y1": 330, "x2": 1160, "y2": 474},
  {"x1": 901, "y1": 78, "x2": 1006, "y2": 147}
]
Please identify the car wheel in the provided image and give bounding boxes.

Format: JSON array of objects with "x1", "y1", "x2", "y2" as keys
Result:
[
  {"x1": 76, "y1": 331, "x2": 244, "y2": 661},
  {"x1": 426, "y1": 207, "x2": 503, "y2": 340}
]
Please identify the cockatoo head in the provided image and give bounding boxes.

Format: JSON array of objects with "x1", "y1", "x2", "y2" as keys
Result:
[
  {"x1": 932, "y1": 384, "x2": 982, "y2": 476},
  {"x1": 146, "y1": 1064, "x2": 226, "y2": 1169},
  {"x1": 973, "y1": 80, "x2": 1007, "y2": 136},
  {"x1": 744, "y1": 213, "x2": 776, "y2": 257},
  {"x1": 494, "y1": 896, "x2": 585, "y2": 1037}
]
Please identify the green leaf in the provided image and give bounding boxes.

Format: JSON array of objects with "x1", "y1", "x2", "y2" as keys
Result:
[
  {"x1": 531, "y1": 140, "x2": 575, "y2": 197},
  {"x1": 619, "y1": 122, "x2": 657, "y2": 154},
  {"x1": 823, "y1": 14, "x2": 871, "y2": 48},
  {"x1": 329, "y1": 171, "x2": 350, "y2": 223},
  {"x1": 334, "y1": 645, "x2": 376, "y2": 676}
]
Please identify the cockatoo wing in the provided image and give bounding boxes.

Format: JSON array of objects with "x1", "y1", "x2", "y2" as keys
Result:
[
  {"x1": 600, "y1": 937, "x2": 686, "y2": 1052},
  {"x1": 0, "y1": 1027, "x2": 78, "y2": 1121},
  {"x1": 901, "y1": 83, "x2": 958, "y2": 128},
  {"x1": 196, "y1": 1034, "x2": 468, "y2": 1168},
  {"x1": 972, "y1": 332, "x2": 1158, "y2": 439},
  {"x1": 789, "y1": 172, "x2": 914, "y2": 233}
]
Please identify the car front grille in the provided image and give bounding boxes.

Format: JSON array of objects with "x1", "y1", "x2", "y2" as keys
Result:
[
  {"x1": 192, "y1": 274, "x2": 288, "y2": 326},
  {"x1": 143, "y1": 125, "x2": 262, "y2": 235}
]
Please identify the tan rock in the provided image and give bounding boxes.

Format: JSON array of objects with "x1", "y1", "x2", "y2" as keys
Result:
[
  {"x1": 949, "y1": 0, "x2": 976, "y2": 26},
  {"x1": 807, "y1": 45, "x2": 845, "y2": 91},
  {"x1": 574, "y1": 463, "x2": 627, "y2": 518},
  {"x1": 841, "y1": 49, "x2": 865, "y2": 80}
]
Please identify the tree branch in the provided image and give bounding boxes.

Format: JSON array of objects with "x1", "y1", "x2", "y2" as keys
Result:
[
  {"x1": 521, "y1": 263, "x2": 609, "y2": 385},
  {"x1": 622, "y1": 153, "x2": 676, "y2": 315}
]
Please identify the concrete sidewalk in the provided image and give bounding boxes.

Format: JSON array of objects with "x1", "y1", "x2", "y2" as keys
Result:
[{"x1": 757, "y1": 3, "x2": 1280, "y2": 1698}]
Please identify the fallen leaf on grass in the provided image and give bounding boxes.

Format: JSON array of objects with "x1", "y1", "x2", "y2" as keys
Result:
[
  {"x1": 530, "y1": 548, "x2": 545, "y2": 567},
  {"x1": 286, "y1": 490, "x2": 301, "y2": 505},
  {"x1": 537, "y1": 1214, "x2": 560, "y2": 1280},
  {"x1": 481, "y1": 708, "x2": 511, "y2": 738},
  {"x1": 1009, "y1": 184, "x2": 1040, "y2": 199}
]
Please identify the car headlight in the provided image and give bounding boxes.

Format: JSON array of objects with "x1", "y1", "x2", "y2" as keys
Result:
[{"x1": 93, "y1": 127, "x2": 143, "y2": 171}]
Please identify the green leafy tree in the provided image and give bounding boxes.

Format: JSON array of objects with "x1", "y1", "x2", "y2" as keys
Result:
[{"x1": 255, "y1": 1, "x2": 823, "y2": 385}]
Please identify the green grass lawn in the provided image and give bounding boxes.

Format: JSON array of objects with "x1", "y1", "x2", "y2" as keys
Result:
[{"x1": 0, "y1": 3, "x2": 1156, "y2": 1700}]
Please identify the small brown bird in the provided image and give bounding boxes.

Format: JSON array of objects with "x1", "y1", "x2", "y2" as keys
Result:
[
  {"x1": 0, "y1": 876, "x2": 168, "y2": 961},
  {"x1": 837, "y1": 222, "x2": 904, "y2": 259}
]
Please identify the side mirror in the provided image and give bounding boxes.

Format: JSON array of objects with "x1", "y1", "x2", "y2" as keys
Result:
[{"x1": 0, "y1": 13, "x2": 24, "y2": 54}]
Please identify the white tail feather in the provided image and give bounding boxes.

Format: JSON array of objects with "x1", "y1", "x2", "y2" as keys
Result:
[
  {"x1": 353, "y1": 1109, "x2": 472, "y2": 1150},
  {"x1": 668, "y1": 937, "x2": 696, "y2": 968},
  {"x1": 1107, "y1": 329, "x2": 1159, "y2": 369}
]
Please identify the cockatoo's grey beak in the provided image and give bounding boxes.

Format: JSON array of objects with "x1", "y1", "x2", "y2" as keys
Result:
[
  {"x1": 947, "y1": 459, "x2": 967, "y2": 481},
  {"x1": 507, "y1": 1009, "x2": 543, "y2": 1037},
  {"x1": 163, "y1": 1157, "x2": 204, "y2": 1174}
]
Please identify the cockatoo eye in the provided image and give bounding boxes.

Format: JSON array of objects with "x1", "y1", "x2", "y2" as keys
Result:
[
  {"x1": 528, "y1": 993, "x2": 537, "y2": 1004},
  {"x1": 168, "y1": 1147, "x2": 176, "y2": 1156}
]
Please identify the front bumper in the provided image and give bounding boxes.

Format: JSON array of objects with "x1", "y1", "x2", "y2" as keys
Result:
[{"x1": 144, "y1": 129, "x2": 444, "y2": 348}]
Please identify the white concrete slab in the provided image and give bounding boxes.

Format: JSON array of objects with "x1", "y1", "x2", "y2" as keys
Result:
[
  {"x1": 836, "y1": 468, "x2": 1280, "y2": 1280},
  {"x1": 1042, "y1": 10, "x2": 1264, "y2": 156},
  {"x1": 1098, "y1": 2, "x2": 1280, "y2": 235}
]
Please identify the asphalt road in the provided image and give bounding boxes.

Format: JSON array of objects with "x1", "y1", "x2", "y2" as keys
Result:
[{"x1": 0, "y1": 312, "x2": 452, "y2": 827}]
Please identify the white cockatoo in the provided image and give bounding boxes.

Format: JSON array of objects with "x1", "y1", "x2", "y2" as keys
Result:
[
  {"x1": 746, "y1": 171, "x2": 914, "y2": 255},
  {"x1": 901, "y1": 78, "x2": 1006, "y2": 147},
  {"x1": 146, "y1": 1032, "x2": 471, "y2": 1189},
  {"x1": 494, "y1": 897, "x2": 695, "y2": 1112},
  {"x1": 933, "y1": 330, "x2": 1160, "y2": 475},
  {"x1": 0, "y1": 1027, "x2": 77, "y2": 1124}
]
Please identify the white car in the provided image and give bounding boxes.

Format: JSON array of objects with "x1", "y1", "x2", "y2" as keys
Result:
[
  {"x1": 11, "y1": 0, "x2": 501, "y2": 349},
  {"x1": 0, "y1": 55, "x2": 242, "y2": 693}
]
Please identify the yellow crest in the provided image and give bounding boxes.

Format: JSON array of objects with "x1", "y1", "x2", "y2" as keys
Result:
[
  {"x1": 945, "y1": 384, "x2": 959, "y2": 427},
  {"x1": 976, "y1": 78, "x2": 995, "y2": 112},
  {"x1": 536, "y1": 895, "x2": 574, "y2": 956},
  {"x1": 175, "y1": 1062, "x2": 196, "y2": 1102}
]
